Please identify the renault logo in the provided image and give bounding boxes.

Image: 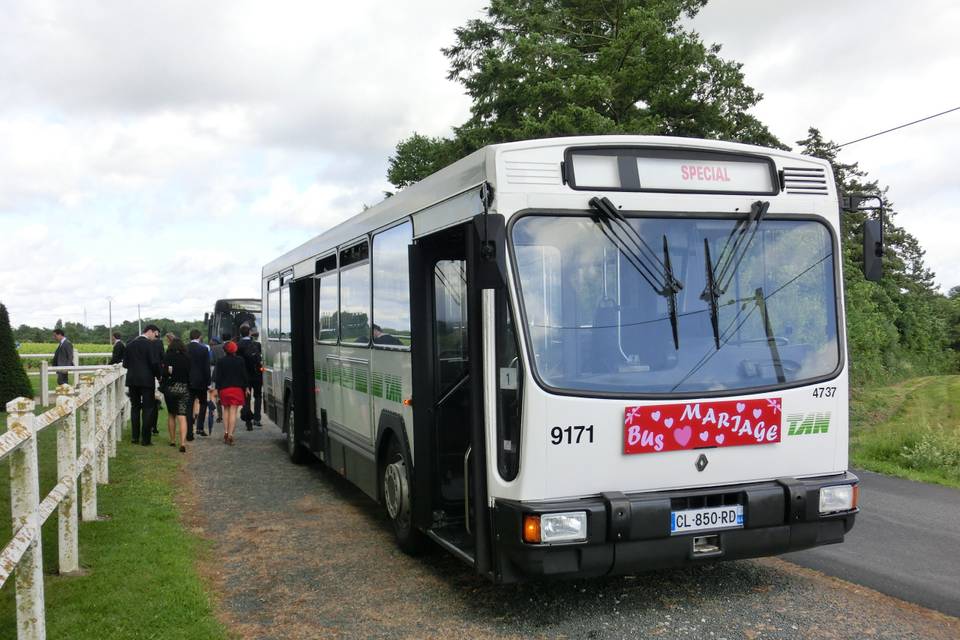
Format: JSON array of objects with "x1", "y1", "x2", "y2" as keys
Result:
[{"x1": 696, "y1": 454, "x2": 709, "y2": 472}]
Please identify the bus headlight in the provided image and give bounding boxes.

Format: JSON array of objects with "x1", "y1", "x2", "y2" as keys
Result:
[
  {"x1": 819, "y1": 484, "x2": 858, "y2": 514},
  {"x1": 536, "y1": 511, "x2": 588, "y2": 543}
]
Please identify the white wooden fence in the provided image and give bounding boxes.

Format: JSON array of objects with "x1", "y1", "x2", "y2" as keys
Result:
[
  {"x1": 1, "y1": 364, "x2": 128, "y2": 640},
  {"x1": 18, "y1": 352, "x2": 113, "y2": 407}
]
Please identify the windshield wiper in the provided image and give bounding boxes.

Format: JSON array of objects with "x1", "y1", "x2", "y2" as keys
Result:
[
  {"x1": 714, "y1": 200, "x2": 769, "y2": 293},
  {"x1": 700, "y1": 200, "x2": 769, "y2": 350},
  {"x1": 588, "y1": 197, "x2": 684, "y2": 349},
  {"x1": 662, "y1": 235, "x2": 681, "y2": 351},
  {"x1": 701, "y1": 238, "x2": 721, "y2": 349},
  {"x1": 754, "y1": 287, "x2": 786, "y2": 383}
]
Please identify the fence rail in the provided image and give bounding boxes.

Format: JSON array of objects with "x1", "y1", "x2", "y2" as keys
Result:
[
  {"x1": 1, "y1": 364, "x2": 128, "y2": 640},
  {"x1": 19, "y1": 354, "x2": 115, "y2": 407}
]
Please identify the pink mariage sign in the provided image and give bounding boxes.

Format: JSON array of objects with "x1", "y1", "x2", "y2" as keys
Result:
[{"x1": 623, "y1": 397, "x2": 783, "y2": 455}]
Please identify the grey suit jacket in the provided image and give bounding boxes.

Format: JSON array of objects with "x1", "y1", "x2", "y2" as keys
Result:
[{"x1": 52, "y1": 339, "x2": 75, "y2": 367}]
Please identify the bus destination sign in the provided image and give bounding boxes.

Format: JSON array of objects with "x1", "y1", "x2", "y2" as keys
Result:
[
  {"x1": 624, "y1": 397, "x2": 782, "y2": 455},
  {"x1": 568, "y1": 148, "x2": 777, "y2": 194},
  {"x1": 634, "y1": 156, "x2": 775, "y2": 193}
]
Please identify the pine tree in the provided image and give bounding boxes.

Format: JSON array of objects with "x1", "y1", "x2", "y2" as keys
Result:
[{"x1": 0, "y1": 302, "x2": 35, "y2": 409}]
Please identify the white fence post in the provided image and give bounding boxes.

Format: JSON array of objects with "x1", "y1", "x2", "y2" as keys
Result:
[
  {"x1": 116, "y1": 375, "x2": 123, "y2": 445},
  {"x1": 55, "y1": 386, "x2": 81, "y2": 575},
  {"x1": 71, "y1": 350, "x2": 80, "y2": 386},
  {"x1": 95, "y1": 371, "x2": 109, "y2": 485},
  {"x1": 39, "y1": 362, "x2": 49, "y2": 408},
  {"x1": 106, "y1": 373, "x2": 117, "y2": 458},
  {"x1": 78, "y1": 375, "x2": 99, "y2": 521},
  {"x1": 6, "y1": 397, "x2": 47, "y2": 640}
]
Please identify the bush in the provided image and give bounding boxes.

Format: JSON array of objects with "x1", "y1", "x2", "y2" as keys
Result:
[
  {"x1": 0, "y1": 302, "x2": 34, "y2": 407},
  {"x1": 900, "y1": 429, "x2": 960, "y2": 479}
]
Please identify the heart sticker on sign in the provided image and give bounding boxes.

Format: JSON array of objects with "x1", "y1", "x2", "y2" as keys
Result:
[{"x1": 624, "y1": 398, "x2": 782, "y2": 455}]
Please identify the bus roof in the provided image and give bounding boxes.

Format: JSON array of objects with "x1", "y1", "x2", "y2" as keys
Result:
[{"x1": 261, "y1": 135, "x2": 832, "y2": 279}]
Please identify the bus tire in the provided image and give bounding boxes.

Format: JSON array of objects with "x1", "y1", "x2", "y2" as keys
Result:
[
  {"x1": 382, "y1": 436, "x2": 427, "y2": 555},
  {"x1": 285, "y1": 398, "x2": 310, "y2": 464}
]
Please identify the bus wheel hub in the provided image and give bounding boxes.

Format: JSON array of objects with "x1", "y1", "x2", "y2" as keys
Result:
[{"x1": 384, "y1": 460, "x2": 408, "y2": 520}]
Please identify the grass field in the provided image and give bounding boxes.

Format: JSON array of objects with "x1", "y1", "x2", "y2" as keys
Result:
[
  {"x1": 16, "y1": 342, "x2": 113, "y2": 355},
  {"x1": 0, "y1": 408, "x2": 226, "y2": 640},
  {"x1": 850, "y1": 375, "x2": 960, "y2": 488},
  {"x1": 17, "y1": 342, "x2": 113, "y2": 375}
]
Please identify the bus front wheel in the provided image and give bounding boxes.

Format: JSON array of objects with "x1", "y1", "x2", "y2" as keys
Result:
[{"x1": 382, "y1": 437, "x2": 426, "y2": 555}]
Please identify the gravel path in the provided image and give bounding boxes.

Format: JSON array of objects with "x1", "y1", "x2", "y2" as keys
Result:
[{"x1": 183, "y1": 421, "x2": 960, "y2": 640}]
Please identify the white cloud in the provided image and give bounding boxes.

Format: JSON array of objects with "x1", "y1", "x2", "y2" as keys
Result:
[{"x1": 2, "y1": 0, "x2": 958, "y2": 332}]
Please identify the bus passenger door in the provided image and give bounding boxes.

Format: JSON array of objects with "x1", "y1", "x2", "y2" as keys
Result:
[
  {"x1": 410, "y1": 216, "x2": 500, "y2": 576},
  {"x1": 289, "y1": 276, "x2": 317, "y2": 454}
]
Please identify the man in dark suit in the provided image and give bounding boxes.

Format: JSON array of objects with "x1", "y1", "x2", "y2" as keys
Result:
[
  {"x1": 51, "y1": 329, "x2": 75, "y2": 385},
  {"x1": 123, "y1": 324, "x2": 161, "y2": 445},
  {"x1": 109, "y1": 332, "x2": 125, "y2": 364},
  {"x1": 237, "y1": 324, "x2": 263, "y2": 430},
  {"x1": 187, "y1": 329, "x2": 211, "y2": 439},
  {"x1": 149, "y1": 331, "x2": 166, "y2": 434}
]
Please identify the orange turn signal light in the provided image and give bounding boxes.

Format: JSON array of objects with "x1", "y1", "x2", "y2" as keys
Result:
[
  {"x1": 522, "y1": 515, "x2": 541, "y2": 544},
  {"x1": 403, "y1": 398, "x2": 413, "y2": 407},
  {"x1": 852, "y1": 484, "x2": 860, "y2": 509}
]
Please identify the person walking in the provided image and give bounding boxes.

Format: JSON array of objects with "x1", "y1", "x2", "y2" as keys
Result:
[
  {"x1": 161, "y1": 338, "x2": 192, "y2": 453},
  {"x1": 149, "y1": 330, "x2": 166, "y2": 435},
  {"x1": 123, "y1": 324, "x2": 161, "y2": 445},
  {"x1": 214, "y1": 340, "x2": 248, "y2": 445},
  {"x1": 237, "y1": 324, "x2": 263, "y2": 430},
  {"x1": 51, "y1": 328, "x2": 75, "y2": 385},
  {"x1": 187, "y1": 329, "x2": 211, "y2": 438},
  {"x1": 109, "y1": 331, "x2": 125, "y2": 364},
  {"x1": 210, "y1": 334, "x2": 229, "y2": 424}
]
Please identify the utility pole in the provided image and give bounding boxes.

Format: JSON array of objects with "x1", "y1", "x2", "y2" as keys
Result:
[
  {"x1": 107, "y1": 297, "x2": 113, "y2": 338},
  {"x1": 137, "y1": 304, "x2": 142, "y2": 335}
]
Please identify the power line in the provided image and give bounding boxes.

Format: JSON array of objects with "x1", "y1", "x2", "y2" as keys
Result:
[{"x1": 837, "y1": 105, "x2": 960, "y2": 148}]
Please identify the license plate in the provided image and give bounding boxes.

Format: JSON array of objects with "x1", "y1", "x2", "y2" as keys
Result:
[{"x1": 671, "y1": 505, "x2": 744, "y2": 535}]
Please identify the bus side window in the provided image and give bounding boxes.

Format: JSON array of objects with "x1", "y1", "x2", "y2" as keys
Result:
[
  {"x1": 279, "y1": 286, "x2": 291, "y2": 340},
  {"x1": 372, "y1": 221, "x2": 413, "y2": 347},
  {"x1": 316, "y1": 274, "x2": 338, "y2": 342},
  {"x1": 434, "y1": 259, "x2": 468, "y2": 393},
  {"x1": 267, "y1": 278, "x2": 280, "y2": 340}
]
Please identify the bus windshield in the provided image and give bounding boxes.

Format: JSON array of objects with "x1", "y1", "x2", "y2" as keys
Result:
[{"x1": 510, "y1": 213, "x2": 839, "y2": 395}]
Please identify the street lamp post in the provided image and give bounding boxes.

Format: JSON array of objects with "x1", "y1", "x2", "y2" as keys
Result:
[{"x1": 106, "y1": 296, "x2": 113, "y2": 339}]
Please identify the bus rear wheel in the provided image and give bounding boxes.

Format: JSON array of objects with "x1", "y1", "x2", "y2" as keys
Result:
[
  {"x1": 382, "y1": 437, "x2": 426, "y2": 555},
  {"x1": 285, "y1": 399, "x2": 309, "y2": 464}
]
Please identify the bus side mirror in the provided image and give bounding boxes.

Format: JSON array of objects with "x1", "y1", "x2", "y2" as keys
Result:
[{"x1": 863, "y1": 218, "x2": 883, "y2": 282}]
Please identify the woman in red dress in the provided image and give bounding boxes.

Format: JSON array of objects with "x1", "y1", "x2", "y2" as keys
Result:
[{"x1": 214, "y1": 341, "x2": 248, "y2": 445}]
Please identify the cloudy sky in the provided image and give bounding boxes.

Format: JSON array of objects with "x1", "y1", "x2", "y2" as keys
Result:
[{"x1": 1, "y1": 0, "x2": 957, "y2": 329}]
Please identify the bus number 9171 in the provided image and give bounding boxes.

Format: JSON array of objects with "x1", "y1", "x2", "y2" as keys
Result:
[{"x1": 551, "y1": 425, "x2": 595, "y2": 445}]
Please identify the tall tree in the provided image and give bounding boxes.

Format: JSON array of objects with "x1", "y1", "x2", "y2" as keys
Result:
[
  {"x1": 797, "y1": 127, "x2": 957, "y2": 381},
  {"x1": 388, "y1": 0, "x2": 782, "y2": 188},
  {"x1": 0, "y1": 303, "x2": 34, "y2": 407}
]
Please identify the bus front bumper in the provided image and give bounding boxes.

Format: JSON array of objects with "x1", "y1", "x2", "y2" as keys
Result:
[{"x1": 491, "y1": 472, "x2": 858, "y2": 583}]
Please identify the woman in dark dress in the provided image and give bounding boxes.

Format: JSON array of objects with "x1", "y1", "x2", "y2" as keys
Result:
[
  {"x1": 162, "y1": 338, "x2": 192, "y2": 452},
  {"x1": 214, "y1": 340, "x2": 248, "y2": 445}
]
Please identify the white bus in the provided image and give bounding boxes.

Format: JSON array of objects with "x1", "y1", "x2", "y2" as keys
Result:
[{"x1": 261, "y1": 136, "x2": 863, "y2": 582}]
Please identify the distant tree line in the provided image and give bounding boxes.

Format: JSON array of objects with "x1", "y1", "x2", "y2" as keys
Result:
[{"x1": 14, "y1": 317, "x2": 206, "y2": 346}]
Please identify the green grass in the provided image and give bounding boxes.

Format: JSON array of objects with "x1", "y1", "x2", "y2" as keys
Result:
[
  {"x1": 0, "y1": 408, "x2": 227, "y2": 640},
  {"x1": 16, "y1": 342, "x2": 113, "y2": 354},
  {"x1": 850, "y1": 375, "x2": 960, "y2": 488}
]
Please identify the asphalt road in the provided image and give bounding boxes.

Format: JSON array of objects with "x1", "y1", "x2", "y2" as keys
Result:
[
  {"x1": 783, "y1": 468, "x2": 960, "y2": 618},
  {"x1": 182, "y1": 422, "x2": 960, "y2": 639}
]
